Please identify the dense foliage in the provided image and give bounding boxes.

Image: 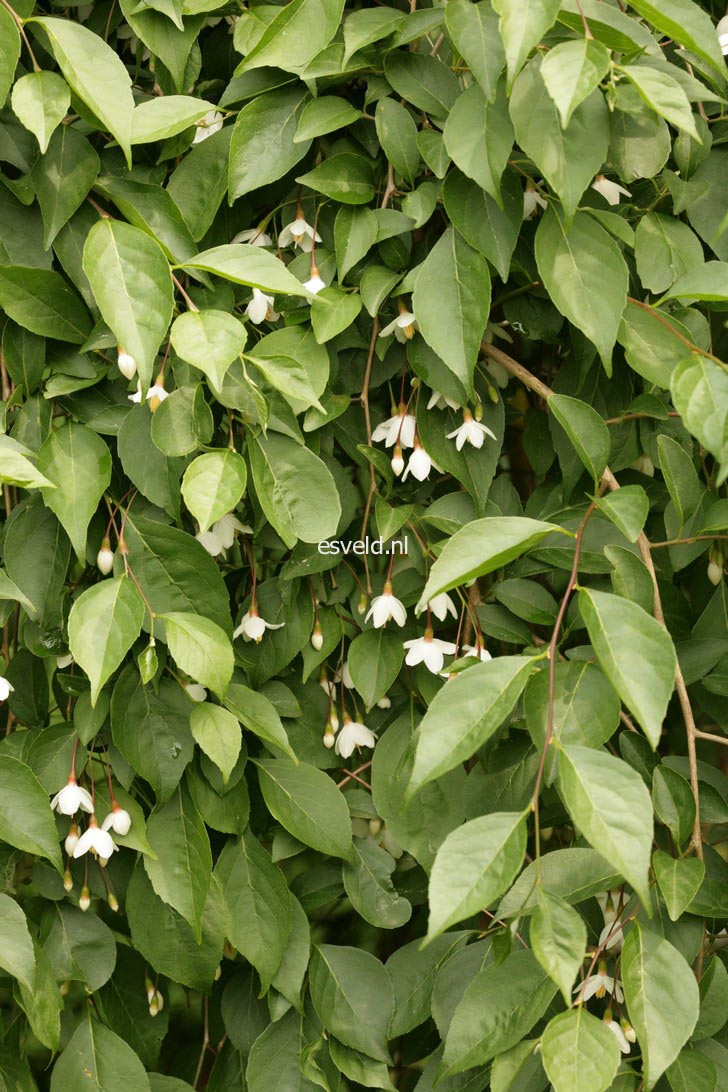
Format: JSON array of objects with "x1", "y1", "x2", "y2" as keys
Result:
[{"x1": 0, "y1": 0, "x2": 727, "y2": 1087}]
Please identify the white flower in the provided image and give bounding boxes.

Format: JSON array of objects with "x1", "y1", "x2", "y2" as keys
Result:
[
  {"x1": 0, "y1": 676, "x2": 13, "y2": 702},
  {"x1": 245, "y1": 288, "x2": 279, "y2": 324},
  {"x1": 633, "y1": 453, "x2": 655, "y2": 477},
  {"x1": 195, "y1": 513, "x2": 251, "y2": 557},
  {"x1": 402, "y1": 441, "x2": 435, "y2": 482},
  {"x1": 404, "y1": 630, "x2": 457, "y2": 674},
  {"x1": 379, "y1": 310, "x2": 417, "y2": 342},
  {"x1": 599, "y1": 919, "x2": 624, "y2": 952},
  {"x1": 101, "y1": 805, "x2": 132, "y2": 837},
  {"x1": 321, "y1": 663, "x2": 353, "y2": 698},
  {"x1": 604, "y1": 1013, "x2": 631, "y2": 1054},
  {"x1": 391, "y1": 445, "x2": 405, "y2": 476},
  {"x1": 523, "y1": 185, "x2": 548, "y2": 219},
  {"x1": 574, "y1": 970, "x2": 624, "y2": 1004},
  {"x1": 232, "y1": 227, "x2": 273, "y2": 248},
  {"x1": 335, "y1": 716, "x2": 376, "y2": 759},
  {"x1": 182, "y1": 682, "x2": 207, "y2": 702},
  {"x1": 427, "y1": 390, "x2": 461, "y2": 411},
  {"x1": 117, "y1": 349, "x2": 137, "y2": 380},
  {"x1": 447, "y1": 409, "x2": 498, "y2": 451},
  {"x1": 65, "y1": 823, "x2": 80, "y2": 856},
  {"x1": 426, "y1": 592, "x2": 457, "y2": 622},
  {"x1": 128, "y1": 381, "x2": 168, "y2": 406},
  {"x1": 372, "y1": 409, "x2": 417, "y2": 449},
  {"x1": 485, "y1": 359, "x2": 510, "y2": 388},
  {"x1": 193, "y1": 109, "x2": 224, "y2": 144},
  {"x1": 56, "y1": 654, "x2": 73, "y2": 670},
  {"x1": 50, "y1": 777, "x2": 94, "y2": 816},
  {"x1": 233, "y1": 607, "x2": 284, "y2": 642},
  {"x1": 708, "y1": 559, "x2": 723, "y2": 586},
  {"x1": 591, "y1": 175, "x2": 632, "y2": 206},
  {"x1": 97, "y1": 537, "x2": 114, "y2": 575},
  {"x1": 463, "y1": 642, "x2": 492, "y2": 663},
  {"x1": 376, "y1": 695, "x2": 391, "y2": 709},
  {"x1": 719, "y1": 16, "x2": 728, "y2": 56},
  {"x1": 483, "y1": 321, "x2": 513, "y2": 348},
  {"x1": 278, "y1": 213, "x2": 321, "y2": 252},
  {"x1": 365, "y1": 584, "x2": 407, "y2": 628},
  {"x1": 73, "y1": 815, "x2": 117, "y2": 862},
  {"x1": 303, "y1": 269, "x2": 326, "y2": 295}
]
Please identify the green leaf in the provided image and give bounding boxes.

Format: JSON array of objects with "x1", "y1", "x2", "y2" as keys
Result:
[
  {"x1": 131, "y1": 95, "x2": 216, "y2": 144},
  {"x1": 620, "y1": 65, "x2": 699, "y2": 141},
  {"x1": 180, "y1": 243, "x2": 308, "y2": 297},
  {"x1": 531, "y1": 892, "x2": 586, "y2": 1004},
  {"x1": 535, "y1": 207, "x2": 628, "y2": 372},
  {"x1": 652, "y1": 765, "x2": 696, "y2": 848},
  {"x1": 310, "y1": 286, "x2": 362, "y2": 344},
  {"x1": 112, "y1": 670, "x2": 194, "y2": 802},
  {"x1": 670, "y1": 356, "x2": 728, "y2": 482},
  {"x1": 595, "y1": 486, "x2": 650, "y2": 543},
  {"x1": 558, "y1": 744, "x2": 653, "y2": 905},
  {"x1": 181, "y1": 451, "x2": 247, "y2": 534},
  {"x1": 375, "y1": 98, "x2": 420, "y2": 185},
  {"x1": 657, "y1": 435, "x2": 701, "y2": 527},
  {"x1": 189, "y1": 703, "x2": 242, "y2": 785},
  {"x1": 215, "y1": 833, "x2": 291, "y2": 992},
  {"x1": 245, "y1": 326, "x2": 328, "y2": 411},
  {"x1": 666, "y1": 1050, "x2": 718, "y2": 1092},
  {"x1": 444, "y1": 82, "x2": 513, "y2": 202},
  {"x1": 249, "y1": 432, "x2": 341, "y2": 549},
  {"x1": 445, "y1": 0, "x2": 505, "y2": 101},
  {"x1": 549, "y1": 393, "x2": 610, "y2": 482},
  {"x1": 635, "y1": 213, "x2": 704, "y2": 295},
  {"x1": 653, "y1": 850, "x2": 704, "y2": 921},
  {"x1": 296, "y1": 154, "x2": 375, "y2": 206},
  {"x1": 239, "y1": 0, "x2": 344, "y2": 74},
  {"x1": 224, "y1": 682, "x2": 297, "y2": 762},
  {"x1": 255, "y1": 757, "x2": 353, "y2": 860},
  {"x1": 622, "y1": 925, "x2": 700, "y2": 1088},
  {"x1": 491, "y1": 0, "x2": 561, "y2": 89},
  {"x1": 162, "y1": 612, "x2": 234, "y2": 699},
  {"x1": 579, "y1": 588, "x2": 676, "y2": 749},
  {"x1": 0, "y1": 265, "x2": 91, "y2": 344},
  {"x1": 406, "y1": 656, "x2": 535, "y2": 799},
  {"x1": 144, "y1": 785, "x2": 212, "y2": 942},
  {"x1": 0, "y1": 9, "x2": 20, "y2": 109},
  {"x1": 83, "y1": 219, "x2": 174, "y2": 391},
  {"x1": 334, "y1": 205, "x2": 378, "y2": 281},
  {"x1": 11, "y1": 71, "x2": 70, "y2": 153},
  {"x1": 30, "y1": 17, "x2": 134, "y2": 165},
  {"x1": 418, "y1": 516, "x2": 561, "y2": 608},
  {"x1": 342, "y1": 837, "x2": 412, "y2": 930},
  {"x1": 0, "y1": 434, "x2": 55, "y2": 491},
  {"x1": 0, "y1": 756, "x2": 62, "y2": 872},
  {"x1": 617, "y1": 300, "x2": 694, "y2": 388},
  {"x1": 170, "y1": 310, "x2": 246, "y2": 390},
  {"x1": 662, "y1": 263, "x2": 728, "y2": 304},
  {"x1": 541, "y1": 38, "x2": 611, "y2": 127},
  {"x1": 541, "y1": 1008, "x2": 620, "y2": 1092},
  {"x1": 626, "y1": 0, "x2": 725, "y2": 77},
  {"x1": 412, "y1": 226, "x2": 491, "y2": 398},
  {"x1": 0, "y1": 894, "x2": 35, "y2": 994},
  {"x1": 50, "y1": 1009, "x2": 151, "y2": 1092},
  {"x1": 229, "y1": 89, "x2": 310, "y2": 202},
  {"x1": 309, "y1": 944, "x2": 394, "y2": 1062},
  {"x1": 246, "y1": 1011, "x2": 319, "y2": 1092},
  {"x1": 294, "y1": 96, "x2": 362, "y2": 142},
  {"x1": 68, "y1": 575, "x2": 145, "y2": 705},
  {"x1": 384, "y1": 52, "x2": 459, "y2": 119},
  {"x1": 32, "y1": 127, "x2": 100, "y2": 249},
  {"x1": 37, "y1": 421, "x2": 112, "y2": 563},
  {"x1": 348, "y1": 628, "x2": 403, "y2": 710},
  {"x1": 427, "y1": 811, "x2": 526, "y2": 941}
]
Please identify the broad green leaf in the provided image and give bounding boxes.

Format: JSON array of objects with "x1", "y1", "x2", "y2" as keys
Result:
[
  {"x1": 0, "y1": 434, "x2": 54, "y2": 490},
  {"x1": 535, "y1": 207, "x2": 628, "y2": 371},
  {"x1": 83, "y1": 219, "x2": 174, "y2": 391},
  {"x1": 531, "y1": 892, "x2": 586, "y2": 1004},
  {"x1": 0, "y1": 9, "x2": 20, "y2": 109},
  {"x1": 16, "y1": 942, "x2": 62, "y2": 1053},
  {"x1": 695, "y1": 957, "x2": 728, "y2": 1040},
  {"x1": 0, "y1": 894, "x2": 35, "y2": 994},
  {"x1": 670, "y1": 356, "x2": 728, "y2": 483},
  {"x1": 342, "y1": 7, "x2": 405, "y2": 62},
  {"x1": 444, "y1": 82, "x2": 512, "y2": 202},
  {"x1": 579, "y1": 588, "x2": 676, "y2": 749},
  {"x1": 445, "y1": 0, "x2": 505, "y2": 101},
  {"x1": 30, "y1": 17, "x2": 134, "y2": 165},
  {"x1": 215, "y1": 833, "x2": 291, "y2": 991},
  {"x1": 635, "y1": 213, "x2": 704, "y2": 296},
  {"x1": 255, "y1": 757, "x2": 353, "y2": 860},
  {"x1": 443, "y1": 168, "x2": 522, "y2": 280},
  {"x1": 343, "y1": 838, "x2": 412, "y2": 930},
  {"x1": 131, "y1": 95, "x2": 216, "y2": 144},
  {"x1": 418, "y1": 516, "x2": 561, "y2": 608},
  {"x1": 0, "y1": 265, "x2": 91, "y2": 343},
  {"x1": 309, "y1": 944, "x2": 393, "y2": 1062},
  {"x1": 406, "y1": 656, "x2": 535, "y2": 798},
  {"x1": 549, "y1": 393, "x2": 610, "y2": 482},
  {"x1": 294, "y1": 95, "x2": 362, "y2": 142},
  {"x1": 181, "y1": 451, "x2": 247, "y2": 533},
  {"x1": 622, "y1": 925, "x2": 700, "y2": 1088},
  {"x1": 627, "y1": 0, "x2": 725, "y2": 77},
  {"x1": 180, "y1": 243, "x2": 308, "y2": 297},
  {"x1": 491, "y1": 0, "x2": 561, "y2": 89},
  {"x1": 189, "y1": 703, "x2": 242, "y2": 785},
  {"x1": 427, "y1": 812, "x2": 526, "y2": 940},
  {"x1": 170, "y1": 310, "x2": 246, "y2": 390},
  {"x1": 68, "y1": 575, "x2": 145, "y2": 705},
  {"x1": 558, "y1": 744, "x2": 653, "y2": 904},
  {"x1": 499, "y1": 847, "x2": 622, "y2": 917},
  {"x1": 621, "y1": 65, "x2": 699, "y2": 141},
  {"x1": 94, "y1": 174, "x2": 197, "y2": 264},
  {"x1": 657, "y1": 435, "x2": 701, "y2": 527},
  {"x1": 0, "y1": 756, "x2": 62, "y2": 872},
  {"x1": 412, "y1": 226, "x2": 491, "y2": 397},
  {"x1": 348, "y1": 628, "x2": 403, "y2": 710},
  {"x1": 162, "y1": 612, "x2": 234, "y2": 699},
  {"x1": 144, "y1": 785, "x2": 212, "y2": 942},
  {"x1": 664, "y1": 262, "x2": 728, "y2": 304},
  {"x1": 246, "y1": 326, "x2": 328, "y2": 411},
  {"x1": 666, "y1": 1050, "x2": 718, "y2": 1092},
  {"x1": 541, "y1": 1009, "x2": 620, "y2": 1092},
  {"x1": 246, "y1": 1011, "x2": 319, "y2": 1092},
  {"x1": 224, "y1": 682, "x2": 296, "y2": 762},
  {"x1": 618, "y1": 300, "x2": 698, "y2": 388},
  {"x1": 11, "y1": 71, "x2": 69, "y2": 153},
  {"x1": 42, "y1": 903, "x2": 116, "y2": 992},
  {"x1": 375, "y1": 97, "x2": 419, "y2": 186},
  {"x1": 384, "y1": 52, "x2": 459, "y2": 119},
  {"x1": 229, "y1": 89, "x2": 310, "y2": 202},
  {"x1": 490, "y1": 1041, "x2": 544, "y2": 1092},
  {"x1": 50, "y1": 1009, "x2": 151, "y2": 1092},
  {"x1": 297, "y1": 154, "x2": 375, "y2": 205},
  {"x1": 653, "y1": 766, "x2": 696, "y2": 848},
  {"x1": 653, "y1": 850, "x2": 704, "y2": 921},
  {"x1": 32, "y1": 126, "x2": 100, "y2": 249},
  {"x1": 595, "y1": 486, "x2": 650, "y2": 543},
  {"x1": 239, "y1": 0, "x2": 344, "y2": 74},
  {"x1": 541, "y1": 38, "x2": 611, "y2": 127},
  {"x1": 310, "y1": 286, "x2": 362, "y2": 344},
  {"x1": 249, "y1": 432, "x2": 341, "y2": 549},
  {"x1": 334, "y1": 205, "x2": 378, "y2": 281},
  {"x1": 37, "y1": 421, "x2": 112, "y2": 562}
]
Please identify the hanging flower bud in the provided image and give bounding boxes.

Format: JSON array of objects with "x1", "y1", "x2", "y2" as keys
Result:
[
  {"x1": 487, "y1": 381, "x2": 499, "y2": 404},
  {"x1": 708, "y1": 547, "x2": 723, "y2": 586},
  {"x1": 621, "y1": 1019, "x2": 636, "y2": 1044},
  {"x1": 79, "y1": 885, "x2": 91, "y2": 911},
  {"x1": 357, "y1": 592, "x2": 367, "y2": 616},
  {"x1": 368, "y1": 818, "x2": 382, "y2": 837},
  {"x1": 474, "y1": 398, "x2": 484, "y2": 422},
  {"x1": 311, "y1": 621, "x2": 324, "y2": 651},
  {"x1": 117, "y1": 348, "x2": 137, "y2": 380},
  {"x1": 323, "y1": 724, "x2": 335, "y2": 749},
  {"x1": 97, "y1": 537, "x2": 114, "y2": 575},
  {"x1": 108, "y1": 893, "x2": 119, "y2": 912},
  {"x1": 138, "y1": 638, "x2": 158, "y2": 685},
  {"x1": 65, "y1": 823, "x2": 80, "y2": 856},
  {"x1": 391, "y1": 443, "x2": 405, "y2": 476},
  {"x1": 63, "y1": 868, "x2": 73, "y2": 893}
]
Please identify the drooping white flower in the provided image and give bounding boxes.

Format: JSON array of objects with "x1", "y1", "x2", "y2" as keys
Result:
[
  {"x1": 379, "y1": 309, "x2": 417, "y2": 343},
  {"x1": 591, "y1": 175, "x2": 632, "y2": 206},
  {"x1": 523, "y1": 184, "x2": 548, "y2": 219},
  {"x1": 196, "y1": 513, "x2": 252, "y2": 557},
  {"x1": 97, "y1": 537, "x2": 114, "y2": 575},
  {"x1": 303, "y1": 267, "x2": 326, "y2": 295},
  {"x1": 719, "y1": 15, "x2": 728, "y2": 55},
  {"x1": 404, "y1": 630, "x2": 457, "y2": 674},
  {"x1": 233, "y1": 606, "x2": 284, "y2": 642},
  {"x1": 182, "y1": 682, "x2": 208, "y2": 702},
  {"x1": 463, "y1": 641, "x2": 492, "y2": 664},
  {"x1": 193, "y1": 109, "x2": 224, "y2": 144},
  {"x1": 447, "y1": 409, "x2": 498, "y2": 451},
  {"x1": 0, "y1": 676, "x2": 13, "y2": 702},
  {"x1": 101, "y1": 805, "x2": 132, "y2": 837},
  {"x1": 574, "y1": 966, "x2": 624, "y2": 1004},
  {"x1": 117, "y1": 349, "x2": 137, "y2": 380},
  {"x1": 232, "y1": 227, "x2": 273, "y2": 247},
  {"x1": 427, "y1": 390, "x2": 461, "y2": 411},
  {"x1": 278, "y1": 213, "x2": 321, "y2": 252},
  {"x1": 73, "y1": 815, "x2": 117, "y2": 863},
  {"x1": 311, "y1": 622, "x2": 324, "y2": 651},
  {"x1": 425, "y1": 592, "x2": 457, "y2": 623},
  {"x1": 65, "y1": 823, "x2": 80, "y2": 856},
  {"x1": 604, "y1": 1013, "x2": 631, "y2": 1054},
  {"x1": 376, "y1": 695, "x2": 391, "y2": 709},
  {"x1": 402, "y1": 440, "x2": 435, "y2": 482},
  {"x1": 598, "y1": 919, "x2": 624, "y2": 952},
  {"x1": 335, "y1": 716, "x2": 376, "y2": 759},
  {"x1": 128, "y1": 380, "x2": 168, "y2": 407},
  {"x1": 372, "y1": 408, "x2": 417, "y2": 449},
  {"x1": 51, "y1": 776, "x2": 94, "y2": 816},
  {"x1": 321, "y1": 663, "x2": 354, "y2": 698},
  {"x1": 245, "y1": 288, "x2": 279, "y2": 324},
  {"x1": 365, "y1": 583, "x2": 407, "y2": 628}
]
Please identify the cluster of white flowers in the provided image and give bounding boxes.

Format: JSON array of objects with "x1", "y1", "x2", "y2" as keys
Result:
[{"x1": 51, "y1": 775, "x2": 132, "y2": 879}]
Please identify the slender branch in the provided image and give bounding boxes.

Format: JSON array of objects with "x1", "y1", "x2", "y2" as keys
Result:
[
  {"x1": 604, "y1": 411, "x2": 681, "y2": 425},
  {"x1": 171, "y1": 273, "x2": 199, "y2": 313},
  {"x1": 0, "y1": 0, "x2": 40, "y2": 71},
  {"x1": 694, "y1": 730, "x2": 728, "y2": 746},
  {"x1": 650, "y1": 535, "x2": 728, "y2": 548}
]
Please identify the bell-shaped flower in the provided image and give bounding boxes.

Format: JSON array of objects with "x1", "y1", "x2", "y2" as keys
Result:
[
  {"x1": 233, "y1": 606, "x2": 284, "y2": 643},
  {"x1": 73, "y1": 814, "x2": 117, "y2": 863},
  {"x1": 402, "y1": 440, "x2": 435, "y2": 482},
  {"x1": 447, "y1": 409, "x2": 498, "y2": 451},
  {"x1": 425, "y1": 592, "x2": 457, "y2": 622},
  {"x1": 591, "y1": 175, "x2": 632, "y2": 206},
  {"x1": 335, "y1": 716, "x2": 376, "y2": 759},
  {"x1": 523, "y1": 184, "x2": 548, "y2": 219},
  {"x1": 97, "y1": 537, "x2": 114, "y2": 575},
  {"x1": 404, "y1": 629, "x2": 457, "y2": 674},
  {"x1": 278, "y1": 213, "x2": 321, "y2": 252},
  {"x1": 101, "y1": 804, "x2": 132, "y2": 837},
  {"x1": 574, "y1": 963, "x2": 624, "y2": 1003},
  {"x1": 51, "y1": 776, "x2": 94, "y2": 816},
  {"x1": 379, "y1": 308, "x2": 417, "y2": 343},
  {"x1": 193, "y1": 109, "x2": 224, "y2": 144},
  {"x1": 182, "y1": 682, "x2": 208, "y2": 702},
  {"x1": 232, "y1": 227, "x2": 273, "y2": 247},
  {"x1": 598, "y1": 918, "x2": 624, "y2": 952},
  {"x1": 65, "y1": 823, "x2": 80, "y2": 856},
  {"x1": 604, "y1": 1012, "x2": 631, "y2": 1054},
  {"x1": 303, "y1": 266, "x2": 326, "y2": 295},
  {"x1": 391, "y1": 444, "x2": 405, "y2": 476},
  {"x1": 365, "y1": 583, "x2": 407, "y2": 628},
  {"x1": 129, "y1": 380, "x2": 169, "y2": 407},
  {"x1": 117, "y1": 349, "x2": 137, "y2": 380},
  {"x1": 427, "y1": 390, "x2": 461, "y2": 411},
  {"x1": 196, "y1": 513, "x2": 251, "y2": 557},
  {"x1": 245, "y1": 288, "x2": 279, "y2": 324},
  {"x1": 633, "y1": 452, "x2": 655, "y2": 477},
  {"x1": 463, "y1": 639, "x2": 492, "y2": 663},
  {"x1": 372, "y1": 407, "x2": 417, "y2": 449},
  {"x1": 0, "y1": 676, "x2": 13, "y2": 702}
]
